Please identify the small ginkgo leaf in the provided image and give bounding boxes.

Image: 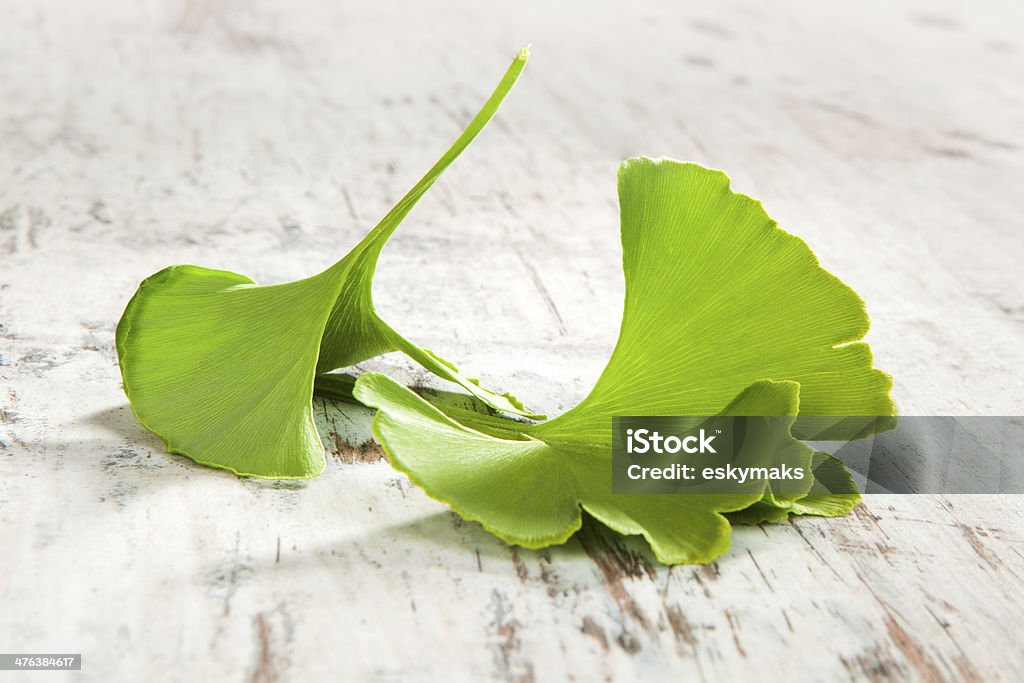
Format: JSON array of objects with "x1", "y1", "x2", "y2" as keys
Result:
[
  {"x1": 116, "y1": 48, "x2": 539, "y2": 479},
  {"x1": 356, "y1": 158, "x2": 895, "y2": 562}
]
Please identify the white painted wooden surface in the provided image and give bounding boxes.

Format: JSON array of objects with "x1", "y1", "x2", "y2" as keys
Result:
[{"x1": 2, "y1": 0, "x2": 1023, "y2": 680}]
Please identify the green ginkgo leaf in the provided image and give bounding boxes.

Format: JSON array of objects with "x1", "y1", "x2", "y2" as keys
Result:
[
  {"x1": 354, "y1": 158, "x2": 894, "y2": 563},
  {"x1": 116, "y1": 48, "x2": 540, "y2": 479},
  {"x1": 356, "y1": 373, "x2": 813, "y2": 563}
]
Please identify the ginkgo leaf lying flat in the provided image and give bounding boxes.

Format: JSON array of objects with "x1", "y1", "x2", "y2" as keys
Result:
[
  {"x1": 356, "y1": 373, "x2": 815, "y2": 564},
  {"x1": 116, "y1": 48, "x2": 539, "y2": 479},
  {"x1": 356, "y1": 158, "x2": 894, "y2": 563}
]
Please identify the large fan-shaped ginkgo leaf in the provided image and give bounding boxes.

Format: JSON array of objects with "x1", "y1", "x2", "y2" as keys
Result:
[
  {"x1": 116, "y1": 48, "x2": 539, "y2": 479},
  {"x1": 355, "y1": 158, "x2": 893, "y2": 563}
]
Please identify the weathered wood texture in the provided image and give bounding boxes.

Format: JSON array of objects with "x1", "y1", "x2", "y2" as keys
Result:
[{"x1": 2, "y1": 0, "x2": 1023, "y2": 681}]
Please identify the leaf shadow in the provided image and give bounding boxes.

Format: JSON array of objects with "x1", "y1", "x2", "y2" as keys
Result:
[
  {"x1": 76, "y1": 404, "x2": 299, "y2": 500},
  {"x1": 347, "y1": 507, "x2": 770, "y2": 579},
  {"x1": 262, "y1": 504, "x2": 672, "y2": 588},
  {"x1": 81, "y1": 403, "x2": 163, "y2": 450}
]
